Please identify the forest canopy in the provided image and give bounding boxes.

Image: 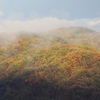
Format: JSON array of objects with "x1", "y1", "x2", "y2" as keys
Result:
[{"x1": 0, "y1": 27, "x2": 100, "y2": 100}]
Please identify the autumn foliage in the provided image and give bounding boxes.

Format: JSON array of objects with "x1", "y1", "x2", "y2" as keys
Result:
[{"x1": 0, "y1": 27, "x2": 100, "y2": 100}]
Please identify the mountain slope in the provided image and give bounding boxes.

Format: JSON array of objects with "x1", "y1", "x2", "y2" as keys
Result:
[{"x1": 0, "y1": 27, "x2": 100, "y2": 100}]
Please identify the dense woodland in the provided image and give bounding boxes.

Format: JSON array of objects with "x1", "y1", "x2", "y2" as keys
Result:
[{"x1": 0, "y1": 27, "x2": 100, "y2": 100}]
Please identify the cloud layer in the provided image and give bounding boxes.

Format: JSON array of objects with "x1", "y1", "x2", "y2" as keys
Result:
[
  {"x1": 0, "y1": 12, "x2": 100, "y2": 45},
  {"x1": 0, "y1": 10, "x2": 100, "y2": 34}
]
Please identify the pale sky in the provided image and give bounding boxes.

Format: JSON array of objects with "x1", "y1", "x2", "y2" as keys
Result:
[{"x1": 0, "y1": 0, "x2": 100, "y2": 33}]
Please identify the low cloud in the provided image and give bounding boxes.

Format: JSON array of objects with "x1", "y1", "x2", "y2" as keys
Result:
[
  {"x1": 0, "y1": 16, "x2": 100, "y2": 35},
  {"x1": 0, "y1": 15, "x2": 100, "y2": 45}
]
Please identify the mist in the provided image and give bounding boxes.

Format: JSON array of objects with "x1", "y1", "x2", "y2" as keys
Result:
[
  {"x1": 0, "y1": 14, "x2": 100, "y2": 46},
  {"x1": 0, "y1": 17, "x2": 100, "y2": 34}
]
